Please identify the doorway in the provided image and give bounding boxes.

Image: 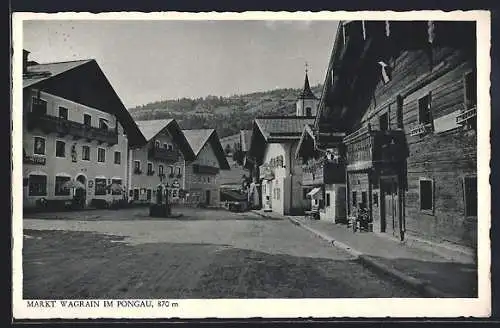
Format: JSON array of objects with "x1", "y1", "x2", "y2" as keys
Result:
[
  {"x1": 205, "y1": 190, "x2": 211, "y2": 206},
  {"x1": 380, "y1": 176, "x2": 403, "y2": 240},
  {"x1": 75, "y1": 175, "x2": 87, "y2": 208}
]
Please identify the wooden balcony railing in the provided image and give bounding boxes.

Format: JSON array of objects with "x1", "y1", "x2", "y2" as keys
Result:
[
  {"x1": 344, "y1": 124, "x2": 407, "y2": 168},
  {"x1": 302, "y1": 159, "x2": 346, "y2": 186},
  {"x1": 148, "y1": 147, "x2": 179, "y2": 163},
  {"x1": 26, "y1": 112, "x2": 118, "y2": 145},
  {"x1": 193, "y1": 164, "x2": 219, "y2": 175}
]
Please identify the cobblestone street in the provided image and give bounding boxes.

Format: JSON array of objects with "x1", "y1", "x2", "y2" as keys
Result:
[{"x1": 23, "y1": 207, "x2": 420, "y2": 299}]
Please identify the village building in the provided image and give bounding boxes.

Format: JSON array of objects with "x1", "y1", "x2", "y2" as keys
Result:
[
  {"x1": 129, "y1": 119, "x2": 195, "y2": 204},
  {"x1": 315, "y1": 21, "x2": 477, "y2": 249},
  {"x1": 183, "y1": 129, "x2": 230, "y2": 206},
  {"x1": 22, "y1": 50, "x2": 145, "y2": 210},
  {"x1": 295, "y1": 123, "x2": 347, "y2": 222},
  {"x1": 246, "y1": 72, "x2": 317, "y2": 215}
]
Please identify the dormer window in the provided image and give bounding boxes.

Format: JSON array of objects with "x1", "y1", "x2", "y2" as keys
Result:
[
  {"x1": 99, "y1": 118, "x2": 109, "y2": 130},
  {"x1": 155, "y1": 140, "x2": 161, "y2": 149},
  {"x1": 83, "y1": 114, "x2": 91, "y2": 127},
  {"x1": 32, "y1": 97, "x2": 47, "y2": 115}
]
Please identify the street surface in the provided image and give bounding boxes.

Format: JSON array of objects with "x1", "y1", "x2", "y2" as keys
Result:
[{"x1": 23, "y1": 207, "x2": 420, "y2": 298}]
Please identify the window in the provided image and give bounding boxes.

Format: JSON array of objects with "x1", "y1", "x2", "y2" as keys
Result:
[
  {"x1": 29, "y1": 174, "x2": 47, "y2": 196},
  {"x1": 464, "y1": 71, "x2": 477, "y2": 109},
  {"x1": 114, "y1": 151, "x2": 121, "y2": 164},
  {"x1": 33, "y1": 137, "x2": 45, "y2": 155},
  {"x1": 97, "y1": 148, "x2": 106, "y2": 163},
  {"x1": 176, "y1": 167, "x2": 181, "y2": 175},
  {"x1": 99, "y1": 118, "x2": 109, "y2": 130},
  {"x1": 418, "y1": 93, "x2": 432, "y2": 125},
  {"x1": 169, "y1": 166, "x2": 174, "y2": 175},
  {"x1": 172, "y1": 189, "x2": 178, "y2": 198},
  {"x1": 168, "y1": 144, "x2": 173, "y2": 151},
  {"x1": 147, "y1": 163, "x2": 153, "y2": 174},
  {"x1": 352, "y1": 191, "x2": 357, "y2": 207},
  {"x1": 207, "y1": 177, "x2": 210, "y2": 183},
  {"x1": 326, "y1": 193, "x2": 331, "y2": 207},
  {"x1": 305, "y1": 107, "x2": 312, "y2": 116},
  {"x1": 111, "y1": 179, "x2": 122, "y2": 195},
  {"x1": 32, "y1": 97, "x2": 47, "y2": 115},
  {"x1": 83, "y1": 114, "x2": 92, "y2": 127},
  {"x1": 82, "y1": 146, "x2": 90, "y2": 161},
  {"x1": 134, "y1": 160, "x2": 141, "y2": 174},
  {"x1": 95, "y1": 178, "x2": 107, "y2": 196},
  {"x1": 159, "y1": 165, "x2": 164, "y2": 175},
  {"x1": 373, "y1": 192, "x2": 379, "y2": 206},
  {"x1": 58, "y1": 107, "x2": 68, "y2": 120},
  {"x1": 155, "y1": 140, "x2": 161, "y2": 148},
  {"x1": 379, "y1": 112, "x2": 389, "y2": 131},
  {"x1": 147, "y1": 189, "x2": 152, "y2": 201},
  {"x1": 464, "y1": 176, "x2": 477, "y2": 217},
  {"x1": 55, "y1": 176, "x2": 71, "y2": 196},
  {"x1": 55, "y1": 141, "x2": 66, "y2": 158},
  {"x1": 419, "y1": 179, "x2": 434, "y2": 212}
]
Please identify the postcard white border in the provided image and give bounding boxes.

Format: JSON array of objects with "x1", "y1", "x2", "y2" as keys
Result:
[{"x1": 12, "y1": 10, "x2": 491, "y2": 319}]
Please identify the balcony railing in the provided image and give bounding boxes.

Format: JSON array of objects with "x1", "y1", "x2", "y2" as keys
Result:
[
  {"x1": 302, "y1": 159, "x2": 346, "y2": 186},
  {"x1": 456, "y1": 106, "x2": 477, "y2": 125},
  {"x1": 344, "y1": 124, "x2": 407, "y2": 169},
  {"x1": 26, "y1": 112, "x2": 118, "y2": 145},
  {"x1": 148, "y1": 147, "x2": 179, "y2": 163},
  {"x1": 193, "y1": 164, "x2": 219, "y2": 175}
]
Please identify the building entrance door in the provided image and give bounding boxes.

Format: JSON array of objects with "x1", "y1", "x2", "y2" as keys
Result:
[
  {"x1": 205, "y1": 190, "x2": 211, "y2": 206},
  {"x1": 380, "y1": 176, "x2": 403, "y2": 240},
  {"x1": 75, "y1": 175, "x2": 87, "y2": 208}
]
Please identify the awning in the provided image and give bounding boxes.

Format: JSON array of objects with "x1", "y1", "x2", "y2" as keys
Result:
[{"x1": 307, "y1": 187, "x2": 322, "y2": 198}]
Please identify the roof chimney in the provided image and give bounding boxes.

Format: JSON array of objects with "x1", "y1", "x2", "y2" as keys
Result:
[{"x1": 23, "y1": 50, "x2": 30, "y2": 74}]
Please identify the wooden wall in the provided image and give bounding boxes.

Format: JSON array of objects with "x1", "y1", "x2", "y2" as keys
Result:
[{"x1": 352, "y1": 46, "x2": 477, "y2": 248}]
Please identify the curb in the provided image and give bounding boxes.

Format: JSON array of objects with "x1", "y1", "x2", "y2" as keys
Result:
[{"x1": 251, "y1": 210, "x2": 452, "y2": 298}]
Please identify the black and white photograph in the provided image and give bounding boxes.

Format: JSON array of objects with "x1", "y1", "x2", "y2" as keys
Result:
[{"x1": 12, "y1": 11, "x2": 491, "y2": 319}]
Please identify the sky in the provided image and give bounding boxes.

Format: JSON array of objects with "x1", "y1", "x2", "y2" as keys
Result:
[{"x1": 23, "y1": 20, "x2": 339, "y2": 108}]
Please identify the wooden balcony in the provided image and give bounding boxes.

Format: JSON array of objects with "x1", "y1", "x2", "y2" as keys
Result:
[
  {"x1": 148, "y1": 147, "x2": 179, "y2": 163},
  {"x1": 192, "y1": 164, "x2": 219, "y2": 175},
  {"x1": 26, "y1": 112, "x2": 118, "y2": 145},
  {"x1": 344, "y1": 124, "x2": 407, "y2": 170},
  {"x1": 302, "y1": 159, "x2": 346, "y2": 186}
]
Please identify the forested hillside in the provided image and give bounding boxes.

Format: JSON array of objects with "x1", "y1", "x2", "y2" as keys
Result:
[{"x1": 128, "y1": 85, "x2": 322, "y2": 138}]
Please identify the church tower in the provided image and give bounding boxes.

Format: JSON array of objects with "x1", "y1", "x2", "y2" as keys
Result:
[{"x1": 296, "y1": 64, "x2": 319, "y2": 117}]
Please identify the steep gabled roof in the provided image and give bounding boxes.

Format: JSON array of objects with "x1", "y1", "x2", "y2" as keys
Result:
[
  {"x1": 135, "y1": 119, "x2": 195, "y2": 161},
  {"x1": 254, "y1": 116, "x2": 315, "y2": 142},
  {"x1": 23, "y1": 58, "x2": 146, "y2": 147},
  {"x1": 136, "y1": 119, "x2": 174, "y2": 141},
  {"x1": 23, "y1": 59, "x2": 93, "y2": 88},
  {"x1": 247, "y1": 116, "x2": 315, "y2": 165},
  {"x1": 183, "y1": 129, "x2": 230, "y2": 170}
]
